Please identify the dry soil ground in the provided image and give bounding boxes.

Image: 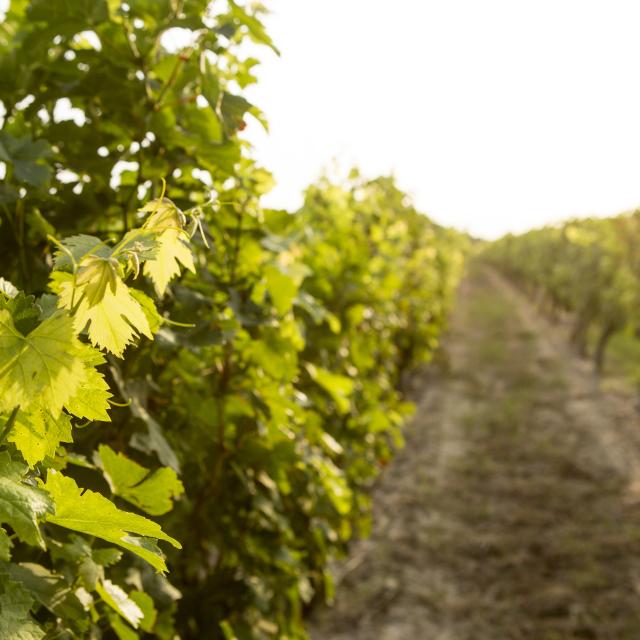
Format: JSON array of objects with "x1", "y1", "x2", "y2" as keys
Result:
[{"x1": 311, "y1": 263, "x2": 640, "y2": 640}]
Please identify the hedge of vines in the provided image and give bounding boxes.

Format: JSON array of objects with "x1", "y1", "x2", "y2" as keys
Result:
[
  {"x1": 0, "y1": 1, "x2": 466, "y2": 638},
  {"x1": 486, "y1": 212, "x2": 640, "y2": 372}
]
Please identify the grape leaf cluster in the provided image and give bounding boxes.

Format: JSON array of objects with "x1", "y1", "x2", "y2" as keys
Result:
[{"x1": 0, "y1": 1, "x2": 468, "y2": 638}]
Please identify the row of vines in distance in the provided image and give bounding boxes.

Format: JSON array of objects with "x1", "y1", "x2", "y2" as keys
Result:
[
  {"x1": 0, "y1": 1, "x2": 467, "y2": 638},
  {"x1": 486, "y1": 212, "x2": 640, "y2": 372}
]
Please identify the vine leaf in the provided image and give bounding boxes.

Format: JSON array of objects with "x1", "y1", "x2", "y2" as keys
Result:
[
  {"x1": 130, "y1": 590, "x2": 157, "y2": 632},
  {"x1": 5, "y1": 563, "x2": 88, "y2": 634},
  {"x1": 97, "y1": 445, "x2": 184, "y2": 516},
  {"x1": 264, "y1": 265, "x2": 297, "y2": 315},
  {"x1": 143, "y1": 229, "x2": 195, "y2": 296},
  {"x1": 0, "y1": 527, "x2": 13, "y2": 561},
  {"x1": 141, "y1": 198, "x2": 195, "y2": 296},
  {"x1": 52, "y1": 234, "x2": 108, "y2": 271},
  {"x1": 305, "y1": 363, "x2": 354, "y2": 415},
  {"x1": 0, "y1": 452, "x2": 53, "y2": 549},
  {"x1": 9, "y1": 409, "x2": 73, "y2": 467},
  {"x1": 108, "y1": 370, "x2": 180, "y2": 471},
  {"x1": 57, "y1": 270, "x2": 152, "y2": 357},
  {"x1": 64, "y1": 346, "x2": 112, "y2": 422},
  {"x1": 129, "y1": 289, "x2": 163, "y2": 334},
  {"x1": 0, "y1": 291, "x2": 41, "y2": 335},
  {"x1": 43, "y1": 471, "x2": 181, "y2": 573},
  {"x1": 0, "y1": 131, "x2": 52, "y2": 188},
  {"x1": 48, "y1": 534, "x2": 122, "y2": 591},
  {"x1": 0, "y1": 571, "x2": 44, "y2": 640},
  {"x1": 0, "y1": 309, "x2": 111, "y2": 460},
  {"x1": 228, "y1": 0, "x2": 280, "y2": 54},
  {"x1": 0, "y1": 310, "x2": 85, "y2": 415},
  {"x1": 96, "y1": 579, "x2": 144, "y2": 628}
]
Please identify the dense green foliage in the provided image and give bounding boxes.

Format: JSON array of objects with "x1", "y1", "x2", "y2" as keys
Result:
[
  {"x1": 486, "y1": 212, "x2": 640, "y2": 371},
  {"x1": 0, "y1": 1, "x2": 465, "y2": 637}
]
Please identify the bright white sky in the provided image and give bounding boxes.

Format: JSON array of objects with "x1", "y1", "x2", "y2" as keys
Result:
[
  {"x1": 2, "y1": 1, "x2": 640, "y2": 238},
  {"x1": 245, "y1": 0, "x2": 640, "y2": 238}
]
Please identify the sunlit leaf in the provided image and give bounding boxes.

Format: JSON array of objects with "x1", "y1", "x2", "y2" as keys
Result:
[
  {"x1": 43, "y1": 471, "x2": 181, "y2": 573},
  {"x1": 98, "y1": 445, "x2": 184, "y2": 515}
]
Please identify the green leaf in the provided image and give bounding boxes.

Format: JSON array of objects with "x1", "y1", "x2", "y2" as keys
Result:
[
  {"x1": 28, "y1": 0, "x2": 109, "y2": 25},
  {"x1": 143, "y1": 231, "x2": 194, "y2": 296},
  {"x1": 200, "y1": 60, "x2": 220, "y2": 108},
  {"x1": 109, "y1": 614, "x2": 139, "y2": 640},
  {"x1": 0, "y1": 308, "x2": 109, "y2": 462},
  {"x1": 130, "y1": 590, "x2": 157, "y2": 632},
  {"x1": 228, "y1": 0, "x2": 280, "y2": 54},
  {"x1": 43, "y1": 471, "x2": 181, "y2": 573},
  {"x1": 0, "y1": 571, "x2": 44, "y2": 640},
  {"x1": 112, "y1": 229, "x2": 160, "y2": 263},
  {"x1": 183, "y1": 104, "x2": 224, "y2": 145},
  {"x1": 53, "y1": 234, "x2": 109, "y2": 271},
  {"x1": 75, "y1": 256, "x2": 121, "y2": 306},
  {"x1": 94, "y1": 547, "x2": 123, "y2": 566},
  {"x1": 0, "y1": 310, "x2": 86, "y2": 415},
  {"x1": 97, "y1": 579, "x2": 144, "y2": 628},
  {"x1": 105, "y1": 368, "x2": 182, "y2": 472},
  {"x1": 305, "y1": 364, "x2": 354, "y2": 415},
  {"x1": 5, "y1": 563, "x2": 88, "y2": 634},
  {"x1": 64, "y1": 345, "x2": 112, "y2": 422},
  {"x1": 9, "y1": 409, "x2": 72, "y2": 467},
  {"x1": 312, "y1": 457, "x2": 352, "y2": 517},
  {"x1": 48, "y1": 534, "x2": 122, "y2": 590},
  {"x1": 140, "y1": 199, "x2": 195, "y2": 296},
  {"x1": 0, "y1": 131, "x2": 52, "y2": 188},
  {"x1": 112, "y1": 376, "x2": 180, "y2": 471},
  {"x1": 196, "y1": 139, "x2": 241, "y2": 174},
  {"x1": 57, "y1": 271, "x2": 153, "y2": 357},
  {"x1": 264, "y1": 265, "x2": 297, "y2": 315},
  {"x1": 220, "y1": 92, "x2": 252, "y2": 135},
  {"x1": 97, "y1": 445, "x2": 184, "y2": 516},
  {"x1": 0, "y1": 526, "x2": 13, "y2": 561},
  {"x1": 129, "y1": 289, "x2": 162, "y2": 334},
  {"x1": 0, "y1": 452, "x2": 53, "y2": 548},
  {"x1": 0, "y1": 291, "x2": 40, "y2": 335},
  {"x1": 129, "y1": 417, "x2": 180, "y2": 472}
]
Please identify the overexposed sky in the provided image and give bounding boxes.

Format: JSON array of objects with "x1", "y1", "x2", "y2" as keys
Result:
[
  {"x1": 245, "y1": 0, "x2": 640, "y2": 238},
  {"x1": 3, "y1": 1, "x2": 640, "y2": 238}
]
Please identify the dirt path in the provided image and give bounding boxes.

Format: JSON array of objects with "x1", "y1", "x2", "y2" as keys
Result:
[{"x1": 310, "y1": 264, "x2": 640, "y2": 640}]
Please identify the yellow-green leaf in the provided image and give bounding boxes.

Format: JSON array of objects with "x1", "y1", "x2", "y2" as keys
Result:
[
  {"x1": 43, "y1": 471, "x2": 181, "y2": 573},
  {"x1": 305, "y1": 364, "x2": 354, "y2": 415},
  {"x1": 97, "y1": 579, "x2": 144, "y2": 628},
  {"x1": 143, "y1": 229, "x2": 194, "y2": 296},
  {"x1": 58, "y1": 276, "x2": 152, "y2": 357},
  {"x1": 0, "y1": 310, "x2": 85, "y2": 415},
  {"x1": 64, "y1": 345, "x2": 112, "y2": 421},
  {"x1": 9, "y1": 409, "x2": 72, "y2": 467},
  {"x1": 0, "y1": 572, "x2": 45, "y2": 640},
  {"x1": 264, "y1": 265, "x2": 297, "y2": 315},
  {"x1": 0, "y1": 452, "x2": 53, "y2": 548},
  {"x1": 140, "y1": 198, "x2": 194, "y2": 296},
  {"x1": 98, "y1": 445, "x2": 184, "y2": 516}
]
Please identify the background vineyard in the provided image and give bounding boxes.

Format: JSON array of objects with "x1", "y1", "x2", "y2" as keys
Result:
[{"x1": 486, "y1": 213, "x2": 640, "y2": 376}]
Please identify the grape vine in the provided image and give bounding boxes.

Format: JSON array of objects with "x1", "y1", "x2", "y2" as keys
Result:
[
  {"x1": 0, "y1": 1, "x2": 467, "y2": 638},
  {"x1": 486, "y1": 212, "x2": 640, "y2": 372}
]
